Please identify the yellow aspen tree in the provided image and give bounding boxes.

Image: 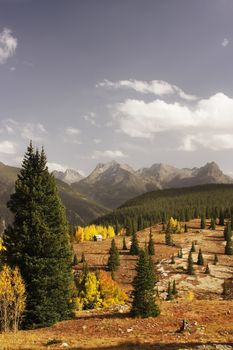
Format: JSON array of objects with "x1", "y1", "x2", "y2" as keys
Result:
[{"x1": 11, "y1": 267, "x2": 26, "y2": 332}]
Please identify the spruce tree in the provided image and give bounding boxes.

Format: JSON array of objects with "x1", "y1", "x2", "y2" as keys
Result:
[
  {"x1": 171, "y1": 254, "x2": 175, "y2": 264},
  {"x1": 205, "y1": 264, "x2": 210, "y2": 274},
  {"x1": 224, "y1": 222, "x2": 232, "y2": 241},
  {"x1": 197, "y1": 248, "x2": 204, "y2": 266},
  {"x1": 80, "y1": 252, "x2": 86, "y2": 263},
  {"x1": 130, "y1": 232, "x2": 140, "y2": 255},
  {"x1": 131, "y1": 250, "x2": 160, "y2": 317},
  {"x1": 172, "y1": 280, "x2": 178, "y2": 295},
  {"x1": 187, "y1": 251, "x2": 195, "y2": 275},
  {"x1": 148, "y1": 229, "x2": 155, "y2": 256},
  {"x1": 200, "y1": 215, "x2": 206, "y2": 229},
  {"x1": 219, "y1": 209, "x2": 225, "y2": 226},
  {"x1": 122, "y1": 237, "x2": 127, "y2": 250},
  {"x1": 213, "y1": 253, "x2": 218, "y2": 265},
  {"x1": 107, "y1": 239, "x2": 120, "y2": 271},
  {"x1": 165, "y1": 231, "x2": 173, "y2": 246},
  {"x1": 73, "y1": 253, "x2": 78, "y2": 266},
  {"x1": 4, "y1": 143, "x2": 74, "y2": 328},
  {"x1": 166, "y1": 281, "x2": 173, "y2": 300},
  {"x1": 191, "y1": 241, "x2": 196, "y2": 253},
  {"x1": 225, "y1": 237, "x2": 233, "y2": 255},
  {"x1": 210, "y1": 218, "x2": 216, "y2": 230},
  {"x1": 184, "y1": 224, "x2": 188, "y2": 233}
]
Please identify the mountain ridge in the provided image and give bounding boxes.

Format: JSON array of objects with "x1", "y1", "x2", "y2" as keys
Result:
[{"x1": 70, "y1": 160, "x2": 232, "y2": 208}]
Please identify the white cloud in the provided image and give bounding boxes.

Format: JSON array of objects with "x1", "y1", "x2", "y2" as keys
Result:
[
  {"x1": 180, "y1": 133, "x2": 233, "y2": 151},
  {"x1": 83, "y1": 112, "x2": 99, "y2": 127},
  {"x1": 47, "y1": 162, "x2": 67, "y2": 172},
  {"x1": 97, "y1": 79, "x2": 197, "y2": 101},
  {"x1": 222, "y1": 38, "x2": 229, "y2": 47},
  {"x1": 0, "y1": 140, "x2": 16, "y2": 154},
  {"x1": 114, "y1": 92, "x2": 233, "y2": 139},
  {"x1": 93, "y1": 138, "x2": 102, "y2": 144},
  {"x1": 10, "y1": 66, "x2": 16, "y2": 71},
  {"x1": 0, "y1": 28, "x2": 17, "y2": 64},
  {"x1": 92, "y1": 149, "x2": 127, "y2": 159},
  {"x1": 21, "y1": 123, "x2": 47, "y2": 141},
  {"x1": 112, "y1": 91, "x2": 233, "y2": 151},
  {"x1": 65, "y1": 127, "x2": 80, "y2": 136}
]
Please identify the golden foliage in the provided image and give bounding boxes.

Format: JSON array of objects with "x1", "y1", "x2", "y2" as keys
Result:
[
  {"x1": 166, "y1": 217, "x2": 181, "y2": 234},
  {"x1": 75, "y1": 270, "x2": 127, "y2": 311},
  {"x1": 75, "y1": 225, "x2": 115, "y2": 242},
  {"x1": 0, "y1": 265, "x2": 26, "y2": 332},
  {"x1": 187, "y1": 290, "x2": 195, "y2": 302},
  {"x1": 0, "y1": 238, "x2": 6, "y2": 252}
]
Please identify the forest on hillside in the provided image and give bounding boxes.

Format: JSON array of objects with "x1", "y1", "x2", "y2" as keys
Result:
[{"x1": 94, "y1": 184, "x2": 233, "y2": 230}]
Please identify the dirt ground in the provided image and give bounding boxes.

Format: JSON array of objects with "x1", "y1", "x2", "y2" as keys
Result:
[{"x1": 0, "y1": 219, "x2": 232, "y2": 350}]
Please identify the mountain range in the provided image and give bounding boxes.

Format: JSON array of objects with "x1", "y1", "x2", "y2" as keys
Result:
[
  {"x1": 59, "y1": 160, "x2": 232, "y2": 209},
  {"x1": 0, "y1": 160, "x2": 231, "y2": 227},
  {"x1": 0, "y1": 162, "x2": 107, "y2": 227}
]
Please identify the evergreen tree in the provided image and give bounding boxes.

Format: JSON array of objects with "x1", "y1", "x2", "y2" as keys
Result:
[
  {"x1": 80, "y1": 252, "x2": 86, "y2": 263},
  {"x1": 205, "y1": 264, "x2": 210, "y2": 274},
  {"x1": 148, "y1": 229, "x2": 155, "y2": 256},
  {"x1": 197, "y1": 248, "x2": 204, "y2": 266},
  {"x1": 224, "y1": 222, "x2": 232, "y2": 241},
  {"x1": 184, "y1": 224, "x2": 188, "y2": 233},
  {"x1": 213, "y1": 253, "x2": 218, "y2": 265},
  {"x1": 130, "y1": 232, "x2": 140, "y2": 255},
  {"x1": 171, "y1": 254, "x2": 175, "y2": 264},
  {"x1": 210, "y1": 218, "x2": 216, "y2": 230},
  {"x1": 187, "y1": 251, "x2": 195, "y2": 275},
  {"x1": 131, "y1": 250, "x2": 160, "y2": 317},
  {"x1": 219, "y1": 209, "x2": 225, "y2": 226},
  {"x1": 165, "y1": 231, "x2": 173, "y2": 246},
  {"x1": 172, "y1": 280, "x2": 178, "y2": 295},
  {"x1": 166, "y1": 281, "x2": 173, "y2": 300},
  {"x1": 225, "y1": 237, "x2": 233, "y2": 255},
  {"x1": 200, "y1": 214, "x2": 206, "y2": 229},
  {"x1": 231, "y1": 213, "x2": 233, "y2": 230},
  {"x1": 191, "y1": 241, "x2": 196, "y2": 253},
  {"x1": 73, "y1": 253, "x2": 78, "y2": 266},
  {"x1": 107, "y1": 239, "x2": 120, "y2": 271},
  {"x1": 222, "y1": 280, "x2": 228, "y2": 297},
  {"x1": 122, "y1": 237, "x2": 127, "y2": 250},
  {"x1": 4, "y1": 143, "x2": 74, "y2": 328}
]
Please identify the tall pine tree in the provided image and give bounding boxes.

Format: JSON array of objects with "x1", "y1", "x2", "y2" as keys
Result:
[
  {"x1": 131, "y1": 250, "x2": 160, "y2": 317},
  {"x1": 4, "y1": 143, "x2": 74, "y2": 328}
]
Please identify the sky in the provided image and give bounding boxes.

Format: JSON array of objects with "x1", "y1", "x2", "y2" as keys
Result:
[{"x1": 1, "y1": 0, "x2": 233, "y2": 176}]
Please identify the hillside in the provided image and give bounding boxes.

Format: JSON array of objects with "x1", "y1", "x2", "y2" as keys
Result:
[
  {"x1": 95, "y1": 184, "x2": 233, "y2": 227},
  {"x1": 71, "y1": 161, "x2": 232, "y2": 209},
  {"x1": 0, "y1": 162, "x2": 108, "y2": 226},
  {"x1": 0, "y1": 218, "x2": 232, "y2": 349}
]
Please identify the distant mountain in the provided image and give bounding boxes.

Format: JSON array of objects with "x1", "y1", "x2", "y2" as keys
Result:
[
  {"x1": 72, "y1": 160, "x2": 145, "y2": 209},
  {"x1": 72, "y1": 161, "x2": 233, "y2": 209},
  {"x1": 53, "y1": 168, "x2": 83, "y2": 184},
  {"x1": 0, "y1": 162, "x2": 107, "y2": 226}
]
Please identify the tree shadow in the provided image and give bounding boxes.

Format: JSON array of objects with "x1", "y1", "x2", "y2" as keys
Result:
[{"x1": 68, "y1": 342, "x2": 233, "y2": 350}]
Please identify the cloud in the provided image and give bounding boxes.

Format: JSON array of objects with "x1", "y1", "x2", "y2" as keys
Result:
[
  {"x1": 112, "y1": 91, "x2": 233, "y2": 151},
  {"x1": 92, "y1": 149, "x2": 128, "y2": 159},
  {"x1": 97, "y1": 79, "x2": 197, "y2": 101},
  {"x1": 93, "y1": 138, "x2": 102, "y2": 144},
  {"x1": 83, "y1": 112, "x2": 99, "y2": 127},
  {"x1": 0, "y1": 140, "x2": 16, "y2": 154},
  {"x1": 0, "y1": 120, "x2": 47, "y2": 141},
  {"x1": 47, "y1": 162, "x2": 67, "y2": 172},
  {"x1": 65, "y1": 127, "x2": 80, "y2": 136},
  {"x1": 21, "y1": 123, "x2": 47, "y2": 141},
  {"x1": 222, "y1": 38, "x2": 229, "y2": 47},
  {"x1": 0, "y1": 28, "x2": 17, "y2": 64},
  {"x1": 180, "y1": 133, "x2": 233, "y2": 151}
]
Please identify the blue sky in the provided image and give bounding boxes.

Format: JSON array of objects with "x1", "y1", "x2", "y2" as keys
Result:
[{"x1": 1, "y1": 0, "x2": 233, "y2": 175}]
